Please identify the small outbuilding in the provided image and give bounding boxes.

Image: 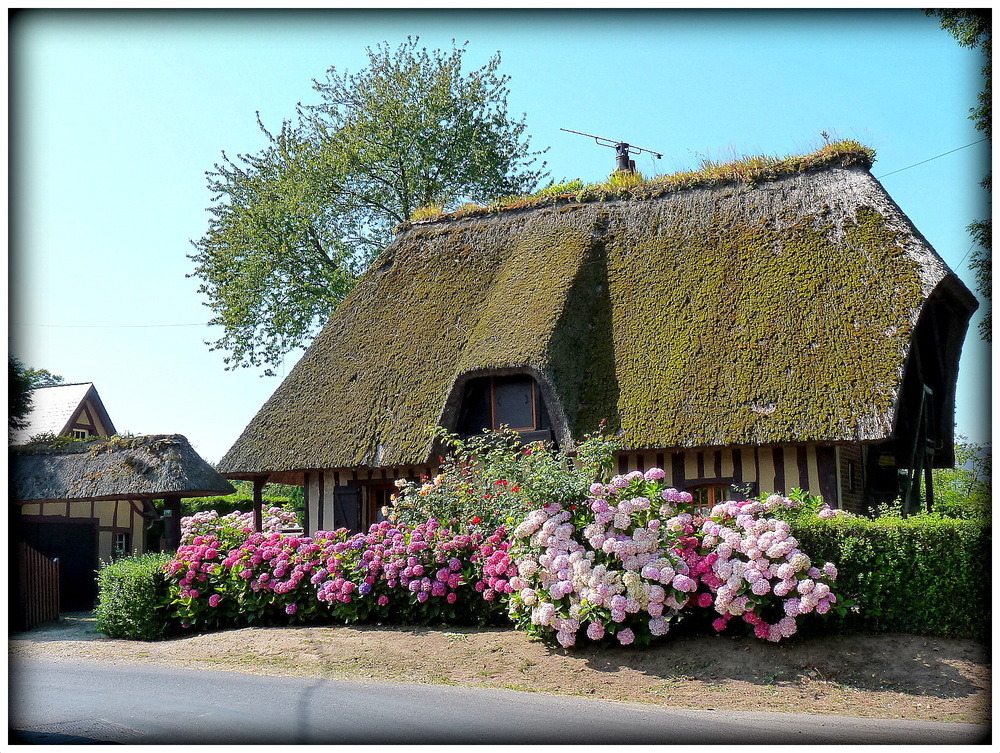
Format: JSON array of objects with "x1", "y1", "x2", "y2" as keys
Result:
[
  {"x1": 218, "y1": 143, "x2": 977, "y2": 533},
  {"x1": 12, "y1": 434, "x2": 235, "y2": 614}
]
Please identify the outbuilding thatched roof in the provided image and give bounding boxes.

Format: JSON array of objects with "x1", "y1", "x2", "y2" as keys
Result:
[
  {"x1": 219, "y1": 145, "x2": 976, "y2": 478},
  {"x1": 11, "y1": 434, "x2": 235, "y2": 503}
]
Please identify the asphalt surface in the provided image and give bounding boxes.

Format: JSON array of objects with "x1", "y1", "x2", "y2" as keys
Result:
[{"x1": 8, "y1": 658, "x2": 990, "y2": 745}]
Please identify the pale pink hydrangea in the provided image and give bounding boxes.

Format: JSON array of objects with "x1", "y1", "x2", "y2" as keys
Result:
[{"x1": 556, "y1": 631, "x2": 576, "y2": 648}]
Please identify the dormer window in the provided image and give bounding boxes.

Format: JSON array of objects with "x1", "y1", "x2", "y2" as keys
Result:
[{"x1": 457, "y1": 374, "x2": 551, "y2": 435}]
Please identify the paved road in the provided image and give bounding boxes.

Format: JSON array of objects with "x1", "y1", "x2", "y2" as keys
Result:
[{"x1": 9, "y1": 658, "x2": 989, "y2": 745}]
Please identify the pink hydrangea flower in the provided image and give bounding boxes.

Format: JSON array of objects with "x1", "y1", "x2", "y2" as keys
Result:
[
  {"x1": 556, "y1": 631, "x2": 576, "y2": 648},
  {"x1": 617, "y1": 628, "x2": 635, "y2": 645}
]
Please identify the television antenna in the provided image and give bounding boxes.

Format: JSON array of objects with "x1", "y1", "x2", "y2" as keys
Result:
[{"x1": 560, "y1": 128, "x2": 663, "y2": 172}]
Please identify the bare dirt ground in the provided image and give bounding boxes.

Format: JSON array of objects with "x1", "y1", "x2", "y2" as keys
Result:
[{"x1": 10, "y1": 613, "x2": 990, "y2": 725}]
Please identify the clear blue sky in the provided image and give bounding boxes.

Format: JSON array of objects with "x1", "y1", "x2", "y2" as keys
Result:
[{"x1": 10, "y1": 9, "x2": 991, "y2": 463}]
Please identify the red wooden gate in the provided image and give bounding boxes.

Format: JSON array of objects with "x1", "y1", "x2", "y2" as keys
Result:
[{"x1": 19, "y1": 542, "x2": 60, "y2": 629}]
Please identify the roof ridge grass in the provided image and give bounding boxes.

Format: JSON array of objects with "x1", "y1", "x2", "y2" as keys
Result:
[
  {"x1": 401, "y1": 140, "x2": 875, "y2": 230},
  {"x1": 11, "y1": 433, "x2": 185, "y2": 455}
]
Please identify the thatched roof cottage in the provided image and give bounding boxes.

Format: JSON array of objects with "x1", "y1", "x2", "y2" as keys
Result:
[
  {"x1": 219, "y1": 143, "x2": 977, "y2": 533},
  {"x1": 13, "y1": 434, "x2": 234, "y2": 611},
  {"x1": 12, "y1": 434, "x2": 235, "y2": 504}
]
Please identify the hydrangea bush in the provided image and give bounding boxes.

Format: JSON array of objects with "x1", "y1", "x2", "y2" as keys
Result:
[
  {"x1": 165, "y1": 514, "x2": 512, "y2": 632},
  {"x1": 507, "y1": 470, "x2": 693, "y2": 648},
  {"x1": 161, "y1": 441, "x2": 846, "y2": 646},
  {"x1": 506, "y1": 469, "x2": 846, "y2": 648},
  {"x1": 179, "y1": 507, "x2": 299, "y2": 549},
  {"x1": 696, "y1": 495, "x2": 842, "y2": 641}
]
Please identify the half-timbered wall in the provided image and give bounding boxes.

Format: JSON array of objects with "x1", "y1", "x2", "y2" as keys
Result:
[
  {"x1": 18, "y1": 499, "x2": 148, "y2": 562},
  {"x1": 67, "y1": 397, "x2": 113, "y2": 439},
  {"x1": 614, "y1": 444, "x2": 844, "y2": 507},
  {"x1": 300, "y1": 443, "x2": 877, "y2": 535},
  {"x1": 836, "y1": 444, "x2": 865, "y2": 513},
  {"x1": 303, "y1": 463, "x2": 439, "y2": 535}
]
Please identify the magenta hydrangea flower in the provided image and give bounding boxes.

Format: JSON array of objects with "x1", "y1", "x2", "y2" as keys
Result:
[{"x1": 285, "y1": 603, "x2": 298, "y2": 615}]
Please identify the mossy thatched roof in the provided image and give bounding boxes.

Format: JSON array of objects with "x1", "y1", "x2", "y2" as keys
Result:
[
  {"x1": 219, "y1": 152, "x2": 976, "y2": 476},
  {"x1": 12, "y1": 434, "x2": 236, "y2": 502}
]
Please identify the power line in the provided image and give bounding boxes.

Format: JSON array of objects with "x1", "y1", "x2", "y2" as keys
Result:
[
  {"x1": 955, "y1": 240, "x2": 978, "y2": 270},
  {"x1": 876, "y1": 138, "x2": 989, "y2": 179},
  {"x1": 11, "y1": 322, "x2": 208, "y2": 329}
]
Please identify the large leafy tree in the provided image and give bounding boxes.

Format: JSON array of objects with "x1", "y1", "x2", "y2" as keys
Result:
[
  {"x1": 190, "y1": 38, "x2": 548, "y2": 375},
  {"x1": 926, "y1": 9, "x2": 991, "y2": 341}
]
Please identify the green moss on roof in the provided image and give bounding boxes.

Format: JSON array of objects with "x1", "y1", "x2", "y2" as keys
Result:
[
  {"x1": 219, "y1": 157, "x2": 971, "y2": 475},
  {"x1": 600, "y1": 201, "x2": 921, "y2": 448}
]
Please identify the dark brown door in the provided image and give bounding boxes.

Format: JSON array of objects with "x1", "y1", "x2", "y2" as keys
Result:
[{"x1": 20, "y1": 518, "x2": 98, "y2": 611}]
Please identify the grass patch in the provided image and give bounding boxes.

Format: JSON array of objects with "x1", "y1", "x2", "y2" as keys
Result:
[{"x1": 498, "y1": 683, "x2": 538, "y2": 693}]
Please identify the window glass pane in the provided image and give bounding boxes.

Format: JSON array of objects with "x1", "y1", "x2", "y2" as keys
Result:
[
  {"x1": 114, "y1": 532, "x2": 130, "y2": 557},
  {"x1": 493, "y1": 376, "x2": 534, "y2": 429},
  {"x1": 693, "y1": 487, "x2": 708, "y2": 508},
  {"x1": 458, "y1": 378, "x2": 492, "y2": 434}
]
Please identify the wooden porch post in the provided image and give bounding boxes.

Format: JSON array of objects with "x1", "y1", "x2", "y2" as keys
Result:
[
  {"x1": 924, "y1": 459, "x2": 935, "y2": 514},
  {"x1": 163, "y1": 495, "x2": 182, "y2": 551},
  {"x1": 253, "y1": 475, "x2": 268, "y2": 532}
]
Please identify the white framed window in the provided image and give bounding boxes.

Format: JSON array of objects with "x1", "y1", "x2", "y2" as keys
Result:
[
  {"x1": 72, "y1": 429, "x2": 90, "y2": 439},
  {"x1": 114, "y1": 532, "x2": 131, "y2": 557}
]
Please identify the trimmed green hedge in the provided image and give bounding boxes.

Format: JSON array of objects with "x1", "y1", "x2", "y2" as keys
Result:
[
  {"x1": 95, "y1": 553, "x2": 175, "y2": 641},
  {"x1": 793, "y1": 516, "x2": 990, "y2": 639}
]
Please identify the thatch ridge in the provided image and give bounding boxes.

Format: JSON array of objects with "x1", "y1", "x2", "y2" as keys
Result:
[
  {"x1": 12, "y1": 434, "x2": 235, "y2": 502},
  {"x1": 398, "y1": 141, "x2": 877, "y2": 230},
  {"x1": 219, "y1": 159, "x2": 975, "y2": 476}
]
